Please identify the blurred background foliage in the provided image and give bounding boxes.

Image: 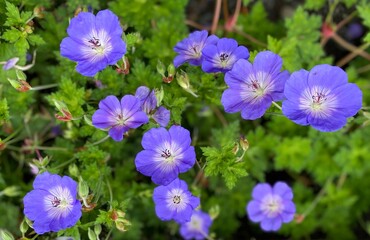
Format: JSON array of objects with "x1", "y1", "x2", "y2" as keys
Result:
[{"x1": 1, "y1": 0, "x2": 370, "y2": 239}]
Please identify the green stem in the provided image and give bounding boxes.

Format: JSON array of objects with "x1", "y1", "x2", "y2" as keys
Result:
[
  {"x1": 48, "y1": 157, "x2": 76, "y2": 171},
  {"x1": 105, "y1": 228, "x2": 113, "y2": 240},
  {"x1": 272, "y1": 101, "x2": 282, "y2": 110},
  {"x1": 88, "y1": 135, "x2": 110, "y2": 146},
  {"x1": 106, "y1": 177, "x2": 113, "y2": 210},
  {"x1": 31, "y1": 83, "x2": 58, "y2": 91}
]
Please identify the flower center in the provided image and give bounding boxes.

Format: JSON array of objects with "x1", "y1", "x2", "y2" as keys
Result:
[
  {"x1": 311, "y1": 92, "x2": 327, "y2": 110},
  {"x1": 191, "y1": 45, "x2": 201, "y2": 58},
  {"x1": 220, "y1": 53, "x2": 229, "y2": 62},
  {"x1": 246, "y1": 79, "x2": 265, "y2": 97},
  {"x1": 261, "y1": 195, "x2": 283, "y2": 217},
  {"x1": 161, "y1": 149, "x2": 172, "y2": 159},
  {"x1": 51, "y1": 196, "x2": 61, "y2": 207},
  {"x1": 88, "y1": 37, "x2": 104, "y2": 54},
  {"x1": 173, "y1": 195, "x2": 181, "y2": 204},
  {"x1": 116, "y1": 114, "x2": 126, "y2": 125}
]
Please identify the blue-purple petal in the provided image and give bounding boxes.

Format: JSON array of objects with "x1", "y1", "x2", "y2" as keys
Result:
[{"x1": 153, "y1": 107, "x2": 170, "y2": 127}]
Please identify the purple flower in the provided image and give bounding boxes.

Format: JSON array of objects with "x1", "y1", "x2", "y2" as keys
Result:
[
  {"x1": 179, "y1": 210, "x2": 213, "y2": 240},
  {"x1": 135, "y1": 125, "x2": 196, "y2": 185},
  {"x1": 23, "y1": 172, "x2": 82, "y2": 234},
  {"x1": 221, "y1": 51, "x2": 289, "y2": 120},
  {"x1": 92, "y1": 95, "x2": 149, "y2": 141},
  {"x1": 173, "y1": 30, "x2": 219, "y2": 67},
  {"x1": 201, "y1": 38, "x2": 249, "y2": 73},
  {"x1": 153, "y1": 178, "x2": 200, "y2": 223},
  {"x1": 246, "y1": 182, "x2": 295, "y2": 232},
  {"x1": 135, "y1": 86, "x2": 170, "y2": 127},
  {"x1": 282, "y1": 64, "x2": 362, "y2": 132},
  {"x1": 2, "y1": 57, "x2": 19, "y2": 70},
  {"x1": 60, "y1": 9, "x2": 126, "y2": 77}
]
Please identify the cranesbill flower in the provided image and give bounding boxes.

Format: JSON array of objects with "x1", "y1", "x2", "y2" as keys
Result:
[
  {"x1": 201, "y1": 38, "x2": 249, "y2": 73},
  {"x1": 135, "y1": 125, "x2": 196, "y2": 185},
  {"x1": 23, "y1": 172, "x2": 82, "y2": 234},
  {"x1": 173, "y1": 30, "x2": 219, "y2": 67},
  {"x1": 221, "y1": 51, "x2": 289, "y2": 120},
  {"x1": 282, "y1": 64, "x2": 362, "y2": 132},
  {"x1": 135, "y1": 86, "x2": 170, "y2": 127},
  {"x1": 179, "y1": 210, "x2": 213, "y2": 240},
  {"x1": 92, "y1": 95, "x2": 149, "y2": 141},
  {"x1": 246, "y1": 182, "x2": 295, "y2": 232},
  {"x1": 60, "y1": 9, "x2": 126, "y2": 77},
  {"x1": 1, "y1": 57, "x2": 19, "y2": 70},
  {"x1": 153, "y1": 178, "x2": 200, "y2": 223}
]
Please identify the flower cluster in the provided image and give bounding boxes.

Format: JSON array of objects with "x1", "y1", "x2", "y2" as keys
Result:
[
  {"x1": 173, "y1": 30, "x2": 249, "y2": 73},
  {"x1": 60, "y1": 9, "x2": 126, "y2": 77},
  {"x1": 23, "y1": 172, "x2": 82, "y2": 234},
  {"x1": 246, "y1": 182, "x2": 296, "y2": 231}
]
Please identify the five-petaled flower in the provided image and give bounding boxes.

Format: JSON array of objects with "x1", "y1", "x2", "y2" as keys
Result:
[
  {"x1": 60, "y1": 9, "x2": 126, "y2": 77},
  {"x1": 92, "y1": 95, "x2": 149, "y2": 141},
  {"x1": 246, "y1": 182, "x2": 296, "y2": 232},
  {"x1": 23, "y1": 172, "x2": 82, "y2": 234},
  {"x1": 173, "y1": 30, "x2": 219, "y2": 68},
  {"x1": 135, "y1": 125, "x2": 196, "y2": 185},
  {"x1": 222, "y1": 51, "x2": 289, "y2": 120},
  {"x1": 282, "y1": 64, "x2": 362, "y2": 132},
  {"x1": 179, "y1": 210, "x2": 213, "y2": 240},
  {"x1": 201, "y1": 37, "x2": 249, "y2": 73},
  {"x1": 135, "y1": 86, "x2": 170, "y2": 127},
  {"x1": 153, "y1": 178, "x2": 200, "y2": 223}
]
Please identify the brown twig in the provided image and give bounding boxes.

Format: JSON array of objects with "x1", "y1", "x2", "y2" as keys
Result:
[
  {"x1": 336, "y1": 41, "x2": 370, "y2": 67},
  {"x1": 211, "y1": 0, "x2": 222, "y2": 34},
  {"x1": 222, "y1": 0, "x2": 229, "y2": 22},
  {"x1": 185, "y1": 19, "x2": 210, "y2": 30},
  {"x1": 332, "y1": 32, "x2": 370, "y2": 60},
  {"x1": 233, "y1": 28, "x2": 267, "y2": 47}
]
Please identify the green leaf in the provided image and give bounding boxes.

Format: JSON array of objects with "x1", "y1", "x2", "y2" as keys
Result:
[
  {"x1": 304, "y1": 0, "x2": 326, "y2": 10},
  {"x1": 27, "y1": 34, "x2": 45, "y2": 46},
  {"x1": 202, "y1": 143, "x2": 248, "y2": 189},
  {"x1": 357, "y1": 4, "x2": 370, "y2": 28},
  {"x1": 1, "y1": 28, "x2": 21, "y2": 42},
  {"x1": 4, "y1": 1, "x2": 21, "y2": 26},
  {"x1": 0, "y1": 99, "x2": 10, "y2": 125},
  {"x1": 14, "y1": 37, "x2": 29, "y2": 52}
]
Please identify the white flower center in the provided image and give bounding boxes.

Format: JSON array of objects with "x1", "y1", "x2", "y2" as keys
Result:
[
  {"x1": 299, "y1": 86, "x2": 337, "y2": 117},
  {"x1": 166, "y1": 188, "x2": 189, "y2": 211},
  {"x1": 155, "y1": 142, "x2": 183, "y2": 172},
  {"x1": 241, "y1": 72, "x2": 273, "y2": 102},
  {"x1": 81, "y1": 30, "x2": 112, "y2": 62},
  {"x1": 44, "y1": 186, "x2": 74, "y2": 218},
  {"x1": 188, "y1": 215, "x2": 203, "y2": 231},
  {"x1": 260, "y1": 194, "x2": 283, "y2": 218}
]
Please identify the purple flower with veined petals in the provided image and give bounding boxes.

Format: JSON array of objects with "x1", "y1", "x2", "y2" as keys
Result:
[
  {"x1": 135, "y1": 125, "x2": 196, "y2": 185},
  {"x1": 2, "y1": 57, "x2": 19, "y2": 70},
  {"x1": 153, "y1": 106, "x2": 170, "y2": 127},
  {"x1": 221, "y1": 51, "x2": 289, "y2": 120},
  {"x1": 92, "y1": 95, "x2": 149, "y2": 141},
  {"x1": 173, "y1": 30, "x2": 219, "y2": 68},
  {"x1": 135, "y1": 86, "x2": 170, "y2": 127},
  {"x1": 23, "y1": 172, "x2": 82, "y2": 234},
  {"x1": 135, "y1": 86, "x2": 157, "y2": 114},
  {"x1": 179, "y1": 210, "x2": 213, "y2": 240},
  {"x1": 153, "y1": 178, "x2": 200, "y2": 223},
  {"x1": 60, "y1": 9, "x2": 126, "y2": 77},
  {"x1": 246, "y1": 182, "x2": 295, "y2": 232},
  {"x1": 201, "y1": 37, "x2": 249, "y2": 73},
  {"x1": 282, "y1": 64, "x2": 362, "y2": 132}
]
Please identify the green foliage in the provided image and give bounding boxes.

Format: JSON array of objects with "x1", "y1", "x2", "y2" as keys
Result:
[{"x1": 0, "y1": 99, "x2": 10, "y2": 125}]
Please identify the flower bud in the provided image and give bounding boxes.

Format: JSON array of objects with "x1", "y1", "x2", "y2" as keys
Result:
[
  {"x1": 0, "y1": 139, "x2": 6, "y2": 151},
  {"x1": 167, "y1": 63, "x2": 175, "y2": 77},
  {"x1": 2, "y1": 57, "x2": 19, "y2": 70},
  {"x1": 68, "y1": 163, "x2": 80, "y2": 178},
  {"x1": 115, "y1": 218, "x2": 131, "y2": 232},
  {"x1": 94, "y1": 224, "x2": 102, "y2": 237},
  {"x1": 239, "y1": 135, "x2": 249, "y2": 151},
  {"x1": 29, "y1": 163, "x2": 39, "y2": 175},
  {"x1": 78, "y1": 178, "x2": 89, "y2": 199},
  {"x1": 209, "y1": 205, "x2": 220, "y2": 220},
  {"x1": 16, "y1": 70, "x2": 27, "y2": 81},
  {"x1": 156, "y1": 60, "x2": 166, "y2": 77},
  {"x1": 0, "y1": 229, "x2": 14, "y2": 240},
  {"x1": 154, "y1": 87, "x2": 164, "y2": 107},
  {"x1": 39, "y1": 156, "x2": 50, "y2": 167},
  {"x1": 33, "y1": 6, "x2": 45, "y2": 18},
  {"x1": 1, "y1": 186, "x2": 21, "y2": 197},
  {"x1": 54, "y1": 100, "x2": 72, "y2": 121},
  {"x1": 176, "y1": 70, "x2": 190, "y2": 90},
  {"x1": 7, "y1": 78, "x2": 31, "y2": 92},
  {"x1": 88, "y1": 228, "x2": 97, "y2": 240},
  {"x1": 20, "y1": 218, "x2": 29, "y2": 235}
]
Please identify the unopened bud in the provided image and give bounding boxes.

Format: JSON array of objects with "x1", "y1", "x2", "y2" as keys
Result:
[
  {"x1": 176, "y1": 70, "x2": 190, "y2": 90},
  {"x1": 154, "y1": 87, "x2": 164, "y2": 107},
  {"x1": 7, "y1": 78, "x2": 31, "y2": 92},
  {"x1": 78, "y1": 178, "x2": 89, "y2": 199},
  {"x1": 16, "y1": 70, "x2": 27, "y2": 80},
  {"x1": 232, "y1": 142, "x2": 239, "y2": 155},
  {"x1": 156, "y1": 60, "x2": 166, "y2": 77},
  {"x1": 239, "y1": 135, "x2": 249, "y2": 151},
  {"x1": 167, "y1": 63, "x2": 175, "y2": 77},
  {"x1": 20, "y1": 218, "x2": 29, "y2": 235},
  {"x1": 94, "y1": 224, "x2": 102, "y2": 237},
  {"x1": 0, "y1": 139, "x2": 6, "y2": 151},
  {"x1": 29, "y1": 163, "x2": 39, "y2": 175},
  {"x1": 39, "y1": 156, "x2": 50, "y2": 167},
  {"x1": 209, "y1": 205, "x2": 220, "y2": 220},
  {"x1": 68, "y1": 164, "x2": 80, "y2": 178},
  {"x1": 0, "y1": 229, "x2": 14, "y2": 240},
  {"x1": 115, "y1": 218, "x2": 131, "y2": 232},
  {"x1": 1, "y1": 186, "x2": 21, "y2": 197},
  {"x1": 88, "y1": 228, "x2": 97, "y2": 240},
  {"x1": 33, "y1": 6, "x2": 45, "y2": 18}
]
